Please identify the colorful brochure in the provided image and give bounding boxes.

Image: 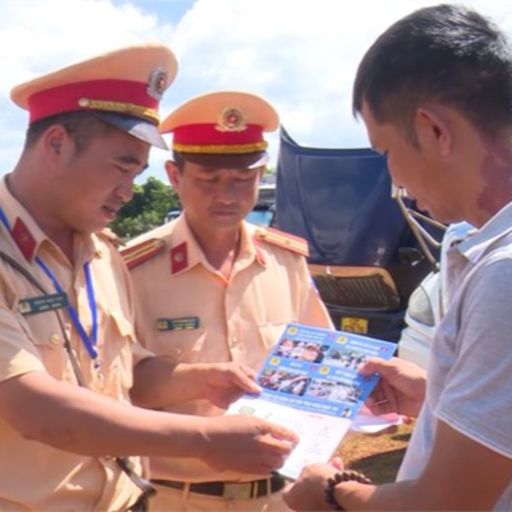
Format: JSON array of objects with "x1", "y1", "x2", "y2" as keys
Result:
[{"x1": 226, "y1": 322, "x2": 397, "y2": 479}]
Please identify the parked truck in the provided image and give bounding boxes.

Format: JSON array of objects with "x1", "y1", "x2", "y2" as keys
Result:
[{"x1": 274, "y1": 127, "x2": 442, "y2": 342}]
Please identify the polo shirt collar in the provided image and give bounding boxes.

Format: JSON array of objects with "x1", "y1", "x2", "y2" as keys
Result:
[{"x1": 457, "y1": 201, "x2": 512, "y2": 264}]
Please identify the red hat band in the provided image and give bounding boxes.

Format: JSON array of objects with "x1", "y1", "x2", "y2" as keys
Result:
[
  {"x1": 172, "y1": 123, "x2": 267, "y2": 154},
  {"x1": 27, "y1": 79, "x2": 160, "y2": 125}
]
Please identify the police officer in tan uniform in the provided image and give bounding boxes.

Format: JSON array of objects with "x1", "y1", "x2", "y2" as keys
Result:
[
  {"x1": 125, "y1": 91, "x2": 334, "y2": 512},
  {"x1": 0, "y1": 51, "x2": 297, "y2": 511}
]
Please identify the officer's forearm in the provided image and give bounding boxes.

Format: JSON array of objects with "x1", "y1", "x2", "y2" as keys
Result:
[
  {"x1": 0, "y1": 371, "x2": 209, "y2": 458},
  {"x1": 131, "y1": 357, "x2": 211, "y2": 408}
]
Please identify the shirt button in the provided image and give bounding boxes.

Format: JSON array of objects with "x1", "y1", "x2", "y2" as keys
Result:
[{"x1": 49, "y1": 333, "x2": 61, "y2": 345}]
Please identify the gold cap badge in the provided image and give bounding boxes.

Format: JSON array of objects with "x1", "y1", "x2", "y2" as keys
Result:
[{"x1": 216, "y1": 107, "x2": 246, "y2": 132}]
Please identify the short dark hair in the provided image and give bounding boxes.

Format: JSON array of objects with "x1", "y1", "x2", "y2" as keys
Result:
[
  {"x1": 24, "y1": 111, "x2": 116, "y2": 153},
  {"x1": 172, "y1": 151, "x2": 186, "y2": 171},
  {"x1": 352, "y1": 4, "x2": 512, "y2": 144}
]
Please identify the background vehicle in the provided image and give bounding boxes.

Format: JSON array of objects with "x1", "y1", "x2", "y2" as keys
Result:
[
  {"x1": 397, "y1": 270, "x2": 441, "y2": 368},
  {"x1": 274, "y1": 127, "x2": 443, "y2": 342},
  {"x1": 398, "y1": 221, "x2": 474, "y2": 368},
  {"x1": 165, "y1": 209, "x2": 181, "y2": 223},
  {"x1": 246, "y1": 183, "x2": 276, "y2": 227}
]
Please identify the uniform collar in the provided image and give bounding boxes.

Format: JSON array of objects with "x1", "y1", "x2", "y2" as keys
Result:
[
  {"x1": 170, "y1": 217, "x2": 266, "y2": 276},
  {"x1": 170, "y1": 215, "x2": 204, "y2": 275},
  {"x1": 242, "y1": 221, "x2": 267, "y2": 267},
  {"x1": 456, "y1": 201, "x2": 512, "y2": 264},
  {"x1": 0, "y1": 175, "x2": 99, "y2": 264},
  {"x1": 80, "y1": 233, "x2": 103, "y2": 263},
  {"x1": 0, "y1": 175, "x2": 48, "y2": 262}
]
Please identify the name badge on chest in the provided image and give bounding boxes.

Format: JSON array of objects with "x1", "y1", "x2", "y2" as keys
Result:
[
  {"x1": 18, "y1": 292, "x2": 69, "y2": 316},
  {"x1": 156, "y1": 317, "x2": 200, "y2": 331}
]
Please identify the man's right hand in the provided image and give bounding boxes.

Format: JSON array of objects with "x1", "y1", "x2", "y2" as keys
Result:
[
  {"x1": 200, "y1": 415, "x2": 298, "y2": 474},
  {"x1": 359, "y1": 357, "x2": 427, "y2": 418}
]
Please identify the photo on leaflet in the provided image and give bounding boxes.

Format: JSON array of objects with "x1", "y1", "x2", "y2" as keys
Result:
[
  {"x1": 305, "y1": 377, "x2": 362, "y2": 404},
  {"x1": 258, "y1": 368, "x2": 311, "y2": 396},
  {"x1": 274, "y1": 338, "x2": 330, "y2": 364},
  {"x1": 324, "y1": 346, "x2": 368, "y2": 371}
]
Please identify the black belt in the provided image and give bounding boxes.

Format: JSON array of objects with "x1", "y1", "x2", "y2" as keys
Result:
[{"x1": 151, "y1": 473, "x2": 286, "y2": 500}]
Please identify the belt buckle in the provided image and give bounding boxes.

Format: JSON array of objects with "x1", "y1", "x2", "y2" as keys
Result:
[{"x1": 222, "y1": 482, "x2": 253, "y2": 500}]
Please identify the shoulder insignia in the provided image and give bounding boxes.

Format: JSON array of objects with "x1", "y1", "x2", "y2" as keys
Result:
[
  {"x1": 98, "y1": 227, "x2": 124, "y2": 248},
  {"x1": 170, "y1": 241, "x2": 188, "y2": 274},
  {"x1": 121, "y1": 238, "x2": 165, "y2": 269},
  {"x1": 12, "y1": 217, "x2": 36, "y2": 261},
  {"x1": 254, "y1": 227, "x2": 309, "y2": 257}
]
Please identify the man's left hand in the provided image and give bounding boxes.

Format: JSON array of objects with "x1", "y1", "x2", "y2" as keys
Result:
[{"x1": 283, "y1": 463, "x2": 339, "y2": 511}]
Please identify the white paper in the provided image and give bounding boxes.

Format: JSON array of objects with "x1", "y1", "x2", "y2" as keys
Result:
[
  {"x1": 226, "y1": 323, "x2": 397, "y2": 479},
  {"x1": 351, "y1": 406, "x2": 404, "y2": 434}
]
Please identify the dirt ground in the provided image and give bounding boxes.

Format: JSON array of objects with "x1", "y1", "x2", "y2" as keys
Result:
[{"x1": 336, "y1": 422, "x2": 414, "y2": 484}]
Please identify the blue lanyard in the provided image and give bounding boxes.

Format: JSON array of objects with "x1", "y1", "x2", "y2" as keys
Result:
[
  {"x1": 36, "y1": 257, "x2": 98, "y2": 360},
  {"x1": 0, "y1": 209, "x2": 10, "y2": 233},
  {"x1": 0, "y1": 208, "x2": 99, "y2": 362}
]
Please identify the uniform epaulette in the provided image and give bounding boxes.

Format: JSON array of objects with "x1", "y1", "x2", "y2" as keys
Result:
[
  {"x1": 98, "y1": 228, "x2": 124, "y2": 248},
  {"x1": 254, "y1": 227, "x2": 309, "y2": 257},
  {"x1": 120, "y1": 238, "x2": 165, "y2": 269}
]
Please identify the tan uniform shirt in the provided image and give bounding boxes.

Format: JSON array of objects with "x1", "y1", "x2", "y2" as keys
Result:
[
  {"x1": 128, "y1": 215, "x2": 333, "y2": 482},
  {"x1": 0, "y1": 177, "x2": 142, "y2": 511}
]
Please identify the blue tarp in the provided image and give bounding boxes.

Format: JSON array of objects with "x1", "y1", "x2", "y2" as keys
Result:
[{"x1": 275, "y1": 127, "x2": 410, "y2": 267}]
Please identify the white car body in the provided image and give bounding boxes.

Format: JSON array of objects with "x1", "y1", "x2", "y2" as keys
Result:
[
  {"x1": 398, "y1": 270, "x2": 441, "y2": 369},
  {"x1": 398, "y1": 222, "x2": 474, "y2": 369}
]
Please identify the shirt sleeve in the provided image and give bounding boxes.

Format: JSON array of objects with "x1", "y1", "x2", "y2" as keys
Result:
[
  {"x1": 435, "y1": 258, "x2": 512, "y2": 459},
  {"x1": 296, "y1": 257, "x2": 334, "y2": 329},
  {"x1": 118, "y1": 255, "x2": 155, "y2": 366}
]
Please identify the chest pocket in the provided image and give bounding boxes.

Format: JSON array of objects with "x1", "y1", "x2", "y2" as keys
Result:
[
  {"x1": 151, "y1": 324, "x2": 206, "y2": 364},
  {"x1": 99, "y1": 310, "x2": 136, "y2": 396},
  {"x1": 16, "y1": 301, "x2": 68, "y2": 380},
  {"x1": 257, "y1": 321, "x2": 290, "y2": 351}
]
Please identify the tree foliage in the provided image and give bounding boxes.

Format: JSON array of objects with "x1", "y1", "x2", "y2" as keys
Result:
[{"x1": 110, "y1": 177, "x2": 180, "y2": 240}]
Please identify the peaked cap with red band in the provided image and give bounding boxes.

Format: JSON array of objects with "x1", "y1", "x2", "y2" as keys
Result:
[
  {"x1": 10, "y1": 43, "x2": 178, "y2": 149},
  {"x1": 159, "y1": 91, "x2": 279, "y2": 167}
]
